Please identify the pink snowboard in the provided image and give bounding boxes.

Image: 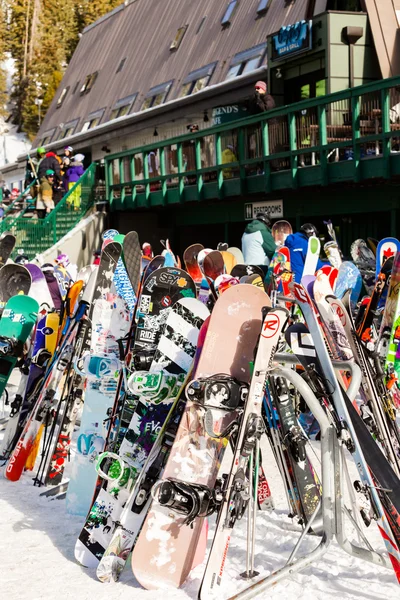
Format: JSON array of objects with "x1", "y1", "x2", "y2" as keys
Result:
[{"x1": 131, "y1": 284, "x2": 269, "y2": 589}]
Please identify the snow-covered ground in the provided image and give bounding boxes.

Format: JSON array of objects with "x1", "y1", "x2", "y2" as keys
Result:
[
  {"x1": 0, "y1": 55, "x2": 31, "y2": 168},
  {"x1": 0, "y1": 373, "x2": 398, "y2": 600}
]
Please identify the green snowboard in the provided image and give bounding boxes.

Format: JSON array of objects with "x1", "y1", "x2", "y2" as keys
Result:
[{"x1": 0, "y1": 295, "x2": 39, "y2": 395}]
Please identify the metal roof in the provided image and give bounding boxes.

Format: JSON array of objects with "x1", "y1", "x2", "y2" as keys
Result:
[{"x1": 34, "y1": 0, "x2": 309, "y2": 146}]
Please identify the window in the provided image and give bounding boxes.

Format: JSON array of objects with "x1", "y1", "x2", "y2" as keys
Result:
[
  {"x1": 72, "y1": 81, "x2": 80, "y2": 95},
  {"x1": 225, "y1": 43, "x2": 266, "y2": 80},
  {"x1": 179, "y1": 62, "x2": 217, "y2": 98},
  {"x1": 196, "y1": 16, "x2": 206, "y2": 34},
  {"x1": 141, "y1": 81, "x2": 173, "y2": 111},
  {"x1": 256, "y1": 0, "x2": 270, "y2": 14},
  {"x1": 80, "y1": 72, "x2": 98, "y2": 95},
  {"x1": 109, "y1": 93, "x2": 137, "y2": 120},
  {"x1": 56, "y1": 87, "x2": 69, "y2": 108},
  {"x1": 170, "y1": 26, "x2": 188, "y2": 50},
  {"x1": 40, "y1": 128, "x2": 56, "y2": 145},
  {"x1": 221, "y1": 0, "x2": 238, "y2": 26},
  {"x1": 81, "y1": 109, "x2": 105, "y2": 132},
  {"x1": 57, "y1": 119, "x2": 79, "y2": 140},
  {"x1": 116, "y1": 58, "x2": 126, "y2": 73}
]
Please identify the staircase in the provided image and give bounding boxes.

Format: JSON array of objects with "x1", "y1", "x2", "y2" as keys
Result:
[{"x1": 1, "y1": 163, "x2": 97, "y2": 259}]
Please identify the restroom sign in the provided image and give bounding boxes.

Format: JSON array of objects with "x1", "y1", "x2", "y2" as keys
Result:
[{"x1": 244, "y1": 200, "x2": 283, "y2": 220}]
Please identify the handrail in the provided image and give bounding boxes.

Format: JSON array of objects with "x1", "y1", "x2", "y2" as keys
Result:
[
  {"x1": 104, "y1": 74, "x2": 400, "y2": 201},
  {"x1": 5, "y1": 163, "x2": 97, "y2": 259},
  {"x1": 106, "y1": 74, "x2": 400, "y2": 161},
  {"x1": 0, "y1": 179, "x2": 38, "y2": 225}
]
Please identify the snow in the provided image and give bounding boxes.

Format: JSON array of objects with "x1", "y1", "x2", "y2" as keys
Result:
[
  {"x1": 0, "y1": 55, "x2": 31, "y2": 169},
  {"x1": 0, "y1": 373, "x2": 398, "y2": 600}
]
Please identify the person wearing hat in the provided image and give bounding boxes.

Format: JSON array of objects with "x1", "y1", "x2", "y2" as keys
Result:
[
  {"x1": 65, "y1": 153, "x2": 85, "y2": 210},
  {"x1": 36, "y1": 169, "x2": 55, "y2": 218},
  {"x1": 241, "y1": 211, "x2": 276, "y2": 267},
  {"x1": 250, "y1": 81, "x2": 276, "y2": 113},
  {"x1": 285, "y1": 223, "x2": 324, "y2": 283},
  {"x1": 37, "y1": 149, "x2": 61, "y2": 182}
]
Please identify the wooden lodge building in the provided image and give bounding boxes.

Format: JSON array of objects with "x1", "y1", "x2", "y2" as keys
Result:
[{"x1": 3, "y1": 0, "x2": 400, "y2": 253}]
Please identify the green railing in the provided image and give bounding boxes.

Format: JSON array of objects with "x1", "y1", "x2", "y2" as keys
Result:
[
  {"x1": 105, "y1": 75, "x2": 400, "y2": 209},
  {"x1": 0, "y1": 180, "x2": 38, "y2": 230},
  {"x1": 8, "y1": 163, "x2": 97, "y2": 259}
]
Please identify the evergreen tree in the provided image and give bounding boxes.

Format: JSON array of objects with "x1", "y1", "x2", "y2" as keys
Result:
[{"x1": 6, "y1": 0, "x2": 121, "y2": 138}]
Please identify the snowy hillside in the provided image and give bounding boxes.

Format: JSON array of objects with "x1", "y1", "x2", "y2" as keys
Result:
[{"x1": 0, "y1": 55, "x2": 31, "y2": 167}]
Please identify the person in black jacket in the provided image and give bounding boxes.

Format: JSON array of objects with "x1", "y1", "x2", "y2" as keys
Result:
[
  {"x1": 37, "y1": 151, "x2": 61, "y2": 183},
  {"x1": 251, "y1": 81, "x2": 276, "y2": 113}
]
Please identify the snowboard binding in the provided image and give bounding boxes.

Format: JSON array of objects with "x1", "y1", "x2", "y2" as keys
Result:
[
  {"x1": 153, "y1": 477, "x2": 223, "y2": 526},
  {"x1": 0, "y1": 335, "x2": 23, "y2": 357},
  {"x1": 186, "y1": 375, "x2": 248, "y2": 410},
  {"x1": 131, "y1": 346, "x2": 157, "y2": 371}
]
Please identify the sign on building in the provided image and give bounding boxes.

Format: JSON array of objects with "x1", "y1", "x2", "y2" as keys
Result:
[
  {"x1": 212, "y1": 105, "x2": 249, "y2": 125},
  {"x1": 244, "y1": 200, "x2": 283, "y2": 220},
  {"x1": 271, "y1": 20, "x2": 312, "y2": 61}
]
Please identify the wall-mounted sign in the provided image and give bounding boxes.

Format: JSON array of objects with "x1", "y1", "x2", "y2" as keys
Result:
[
  {"x1": 212, "y1": 105, "x2": 249, "y2": 125},
  {"x1": 271, "y1": 20, "x2": 312, "y2": 62},
  {"x1": 244, "y1": 199, "x2": 283, "y2": 221}
]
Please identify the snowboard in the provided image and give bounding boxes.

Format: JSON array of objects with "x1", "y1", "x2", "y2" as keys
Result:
[
  {"x1": 376, "y1": 237, "x2": 400, "y2": 278},
  {"x1": 303, "y1": 235, "x2": 321, "y2": 277},
  {"x1": 25, "y1": 264, "x2": 54, "y2": 311},
  {"x1": 122, "y1": 231, "x2": 141, "y2": 294},
  {"x1": 0, "y1": 264, "x2": 31, "y2": 306},
  {"x1": 54, "y1": 265, "x2": 71, "y2": 301},
  {"x1": 0, "y1": 311, "x2": 59, "y2": 459},
  {"x1": 183, "y1": 244, "x2": 204, "y2": 285},
  {"x1": 65, "y1": 294, "x2": 131, "y2": 517},
  {"x1": 131, "y1": 284, "x2": 269, "y2": 589},
  {"x1": 227, "y1": 247, "x2": 244, "y2": 264},
  {"x1": 334, "y1": 261, "x2": 362, "y2": 309},
  {"x1": 74, "y1": 298, "x2": 208, "y2": 573},
  {"x1": 350, "y1": 239, "x2": 375, "y2": 295},
  {"x1": 271, "y1": 220, "x2": 292, "y2": 245},
  {"x1": 220, "y1": 250, "x2": 236, "y2": 274},
  {"x1": 0, "y1": 295, "x2": 39, "y2": 398},
  {"x1": 0, "y1": 233, "x2": 16, "y2": 267},
  {"x1": 134, "y1": 267, "x2": 196, "y2": 351}
]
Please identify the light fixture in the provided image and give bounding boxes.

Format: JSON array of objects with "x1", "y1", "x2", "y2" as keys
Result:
[
  {"x1": 203, "y1": 110, "x2": 209, "y2": 122},
  {"x1": 276, "y1": 68, "x2": 282, "y2": 79},
  {"x1": 101, "y1": 145, "x2": 111, "y2": 153},
  {"x1": 153, "y1": 127, "x2": 158, "y2": 136}
]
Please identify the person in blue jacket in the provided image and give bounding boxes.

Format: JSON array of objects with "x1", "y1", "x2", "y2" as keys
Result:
[{"x1": 285, "y1": 223, "x2": 324, "y2": 283}]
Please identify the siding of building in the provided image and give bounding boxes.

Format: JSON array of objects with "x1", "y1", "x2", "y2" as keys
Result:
[{"x1": 35, "y1": 0, "x2": 309, "y2": 145}]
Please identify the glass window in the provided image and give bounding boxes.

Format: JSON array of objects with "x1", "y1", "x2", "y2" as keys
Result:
[
  {"x1": 242, "y1": 57, "x2": 262, "y2": 74},
  {"x1": 192, "y1": 76, "x2": 209, "y2": 94},
  {"x1": 116, "y1": 58, "x2": 126, "y2": 73},
  {"x1": 80, "y1": 72, "x2": 98, "y2": 95},
  {"x1": 81, "y1": 109, "x2": 104, "y2": 131},
  {"x1": 141, "y1": 82, "x2": 173, "y2": 111},
  {"x1": 109, "y1": 94, "x2": 137, "y2": 120},
  {"x1": 170, "y1": 26, "x2": 188, "y2": 50},
  {"x1": 40, "y1": 129, "x2": 56, "y2": 145},
  {"x1": 179, "y1": 83, "x2": 192, "y2": 98},
  {"x1": 152, "y1": 93, "x2": 165, "y2": 107},
  {"x1": 221, "y1": 0, "x2": 238, "y2": 26},
  {"x1": 57, "y1": 87, "x2": 69, "y2": 108},
  {"x1": 225, "y1": 64, "x2": 241, "y2": 80},
  {"x1": 225, "y1": 43, "x2": 266, "y2": 79},
  {"x1": 257, "y1": 0, "x2": 269, "y2": 14},
  {"x1": 72, "y1": 81, "x2": 80, "y2": 94},
  {"x1": 57, "y1": 120, "x2": 79, "y2": 140}
]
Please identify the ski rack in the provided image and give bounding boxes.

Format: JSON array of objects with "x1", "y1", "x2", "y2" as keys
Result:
[{"x1": 227, "y1": 365, "x2": 390, "y2": 600}]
